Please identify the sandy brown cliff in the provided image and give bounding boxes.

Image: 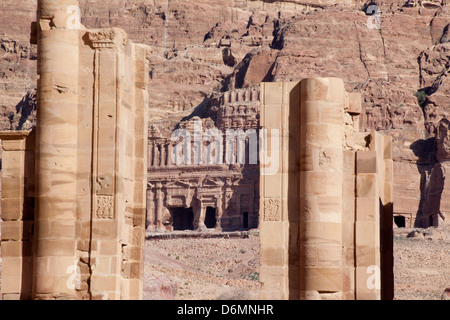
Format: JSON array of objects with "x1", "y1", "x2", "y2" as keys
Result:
[{"x1": 0, "y1": 0, "x2": 449, "y2": 226}]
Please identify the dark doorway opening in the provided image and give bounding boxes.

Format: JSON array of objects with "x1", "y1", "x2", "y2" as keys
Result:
[
  {"x1": 205, "y1": 207, "x2": 217, "y2": 229},
  {"x1": 171, "y1": 207, "x2": 194, "y2": 231},
  {"x1": 243, "y1": 212, "x2": 249, "y2": 229},
  {"x1": 394, "y1": 215, "x2": 406, "y2": 228}
]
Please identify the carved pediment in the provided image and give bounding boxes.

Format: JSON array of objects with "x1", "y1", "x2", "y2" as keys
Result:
[
  {"x1": 164, "y1": 180, "x2": 196, "y2": 189},
  {"x1": 200, "y1": 177, "x2": 224, "y2": 187}
]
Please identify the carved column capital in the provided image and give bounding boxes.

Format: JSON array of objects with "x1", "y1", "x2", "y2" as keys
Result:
[{"x1": 87, "y1": 28, "x2": 128, "y2": 49}]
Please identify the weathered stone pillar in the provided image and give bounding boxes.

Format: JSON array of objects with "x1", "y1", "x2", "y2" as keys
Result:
[
  {"x1": 167, "y1": 143, "x2": 173, "y2": 166},
  {"x1": 299, "y1": 78, "x2": 345, "y2": 300},
  {"x1": 215, "y1": 195, "x2": 223, "y2": 231},
  {"x1": 27, "y1": 0, "x2": 151, "y2": 300},
  {"x1": 34, "y1": 0, "x2": 82, "y2": 299},
  {"x1": 259, "y1": 78, "x2": 393, "y2": 300},
  {"x1": 153, "y1": 144, "x2": 159, "y2": 167},
  {"x1": 160, "y1": 144, "x2": 166, "y2": 167},
  {"x1": 155, "y1": 182, "x2": 163, "y2": 231},
  {"x1": 194, "y1": 204, "x2": 207, "y2": 231},
  {"x1": 146, "y1": 187, "x2": 155, "y2": 231},
  {"x1": 259, "y1": 81, "x2": 298, "y2": 300}
]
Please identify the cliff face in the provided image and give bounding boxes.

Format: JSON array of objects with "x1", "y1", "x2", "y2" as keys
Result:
[{"x1": 1, "y1": 0, "x2": 449, "y2": 226}]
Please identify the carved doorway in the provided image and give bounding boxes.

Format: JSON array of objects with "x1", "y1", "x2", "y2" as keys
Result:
[
  {"x1": 171, "y1": 207, "x2": 194, "y2": 231},
  {"x1": 205, "y1": 207, "x2": 217, "y2": 229}
]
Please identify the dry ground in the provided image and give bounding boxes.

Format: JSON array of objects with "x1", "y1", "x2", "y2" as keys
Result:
[
  {"x1": 393, "y1": 231, "x2": 450, "y2": 300},
  {"x1": 143, "y1": 228, "x2": 450, "y2": 300},
  {"x1": 143, "y1": 234, "x2": 261, "y2": 300}
]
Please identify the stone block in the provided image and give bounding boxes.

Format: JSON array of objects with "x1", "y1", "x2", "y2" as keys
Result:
[
  {"x1": 260, "y1": 246, "x2": 286, "y2": 267},
  {"x1": 259, "y1": 265, "x2": 288, "y2": 300},
  {"x1": 95, "y1": 257, "x2": 113, "y2": 274},
  {"x1": 356, "y1": 266, "x2": 381, "y2": 297},
  {"x1": 36, "y1": 239, "x2": 75, "y2": 257},
  {"x1": 300, "y1": 101, "x2": 322, "y2": 124},
  {"x1": 52, "y1": 125, "x2": 77, "y2": 145},
  {"x1": 1, "y1": 294, "x2": 21, "y2": 300},
  {"x1": 325, "y1": 78, "x2": 345, "y2": 103},
  {"x1": 122, "y1": 245, "x2": 142, "y2": 261},
  {"x1": 92, "y1": 220, "x2": 118, "y2": 240},
  {"x1": 300, "y1": 78, "x2": 331, "y2": 102},
  {"x1": 342, "y1": 176, "x2": 355, "y2": 198},
  {"x1": 304, "y1": 124, "x2": 343, "y2": 148},
  {"x1": 1, "y1": 176, "x2": 23, "y2": 198},
  {"x1": 355, "y1": 221, "x2": 377, "y2": 247},
  {"x1": 316, "y1": 196, "x2": 342, "y2": 221},
  {"x1": 299, "y1": 243, "x2": 317, "y2": 266},
  {"x1": 131, "y1": 226, "x2": 145, "y2": 246},
  {"x1": 99, "y1": 241, "x2": 119, "y2": 255},
  {"x1": 2, "y1": 275, "x2": 22, "y2": 293},
  {"x1": 38, "y1": 220, "x2": 76, "y2": 240},
  {"x1": 1, "y1": 221, "x2": 23, "y2": 241},
  {"x1": 300, "y1": 221, "x2": 342, "y2": 244},
  {"x1": 120, "y1": 279, "x2": 142, "y2": 300},
  {"x1": 343, "y1": 247, "x2": 355, "y2": 267},
  {"x1": 356, "y1": 174, "x2": 377, "y2": 198},
  {"x1": 302, "y1": 266, "x2": 342, "y2": 292},
  {"x1": 316, "y1": 244, "x2": 342, "y2": 264},
  {"x1": 1, "y1": 240, "x2": 32, "y2": 258},
  {"x1": 346, "y1": 92, "x2": 362, "y2": 114},
  {"x1": 122, "y1": 261, "x2": 141, "y2": 279},
  {"x1": 1, "y1": 257, "x2": 23, "y2": 276},
  {"x1": 355, "y1": 246, "x2": 379, "y2": 266},
  {"x1": 2, "y1": 139, "x2": 27, "y2": 152},
  {"x1": 320, "y1": 102, "x2": 344, "y2": 125},
  {"x1": 1, "y1": 197, "x2": 23, "y2": 221},
  {"x1": 384, "y1": 159, "x2": 393, "y2": 182},
  {"x1": 260, "y1": 222, "x2": 286, "y2": 247},
  {"x1": 356, "y1": 197, "x2": 377, "y2": 221},
  {"x1": 262, "y1": 174, "x2": 282, "y2": 198},
  {"x1": 356, "y1": 151, "x2": 377, "y2": 174},
  {"x1": 261, "y1": 104, "x2": 283, "y2": 129},
  {"x1": 384, "y1": 182, "x2": 393, "y2": 205},
  {"x1": 91, "y1": 275, "x2": 120, "y2": 293},
  {"x1": 301, "y1": 171, "x2": 329, "y2": 196},
  {"x1": 262, "y1": 82, "x2": 284, "y2": 105},
  {"x1": 33, "y1": 276, "x2": 56, "y2": 294},
  {"x1": 1, "y1": 153, "x2": 24, "y2": 176}
]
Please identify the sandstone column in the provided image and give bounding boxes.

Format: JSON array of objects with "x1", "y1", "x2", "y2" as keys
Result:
[
  {"x1": 259, "y1": 78, "x2": 392, "y2": 300},
  {"x1": 29, "y1": 0, "x2": 151, "y2": 300},
  {"x1": 155, "y1": 182, "x2": 163, "y2": 231},
  {"x1": 33, "y1": 0, "x2": 82, "y2": 299},
  {"x1": 299, "y1": 78, "x2": 345, "y2": 300}
]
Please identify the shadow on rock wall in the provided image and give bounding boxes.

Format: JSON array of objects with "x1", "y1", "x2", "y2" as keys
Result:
[{"x1": 410, "y1": 138, "x2": 445, "y2": 227}]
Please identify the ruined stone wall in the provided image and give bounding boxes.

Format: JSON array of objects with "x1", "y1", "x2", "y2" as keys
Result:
[
  {"x1": 258, "y1": 78, "x2": 393, "y2": 300},
  {"x1": 0, "y1": 130, "x2": 35, "y2": 299}
]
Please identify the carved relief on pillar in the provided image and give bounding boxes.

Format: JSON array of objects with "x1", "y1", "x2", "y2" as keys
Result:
[
  {"x1": 263, "y1": 198, "x2": 281, "y2": 221},
  {"x1": 96, "y1": 195, "x2": 114, "y2": 220}
]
